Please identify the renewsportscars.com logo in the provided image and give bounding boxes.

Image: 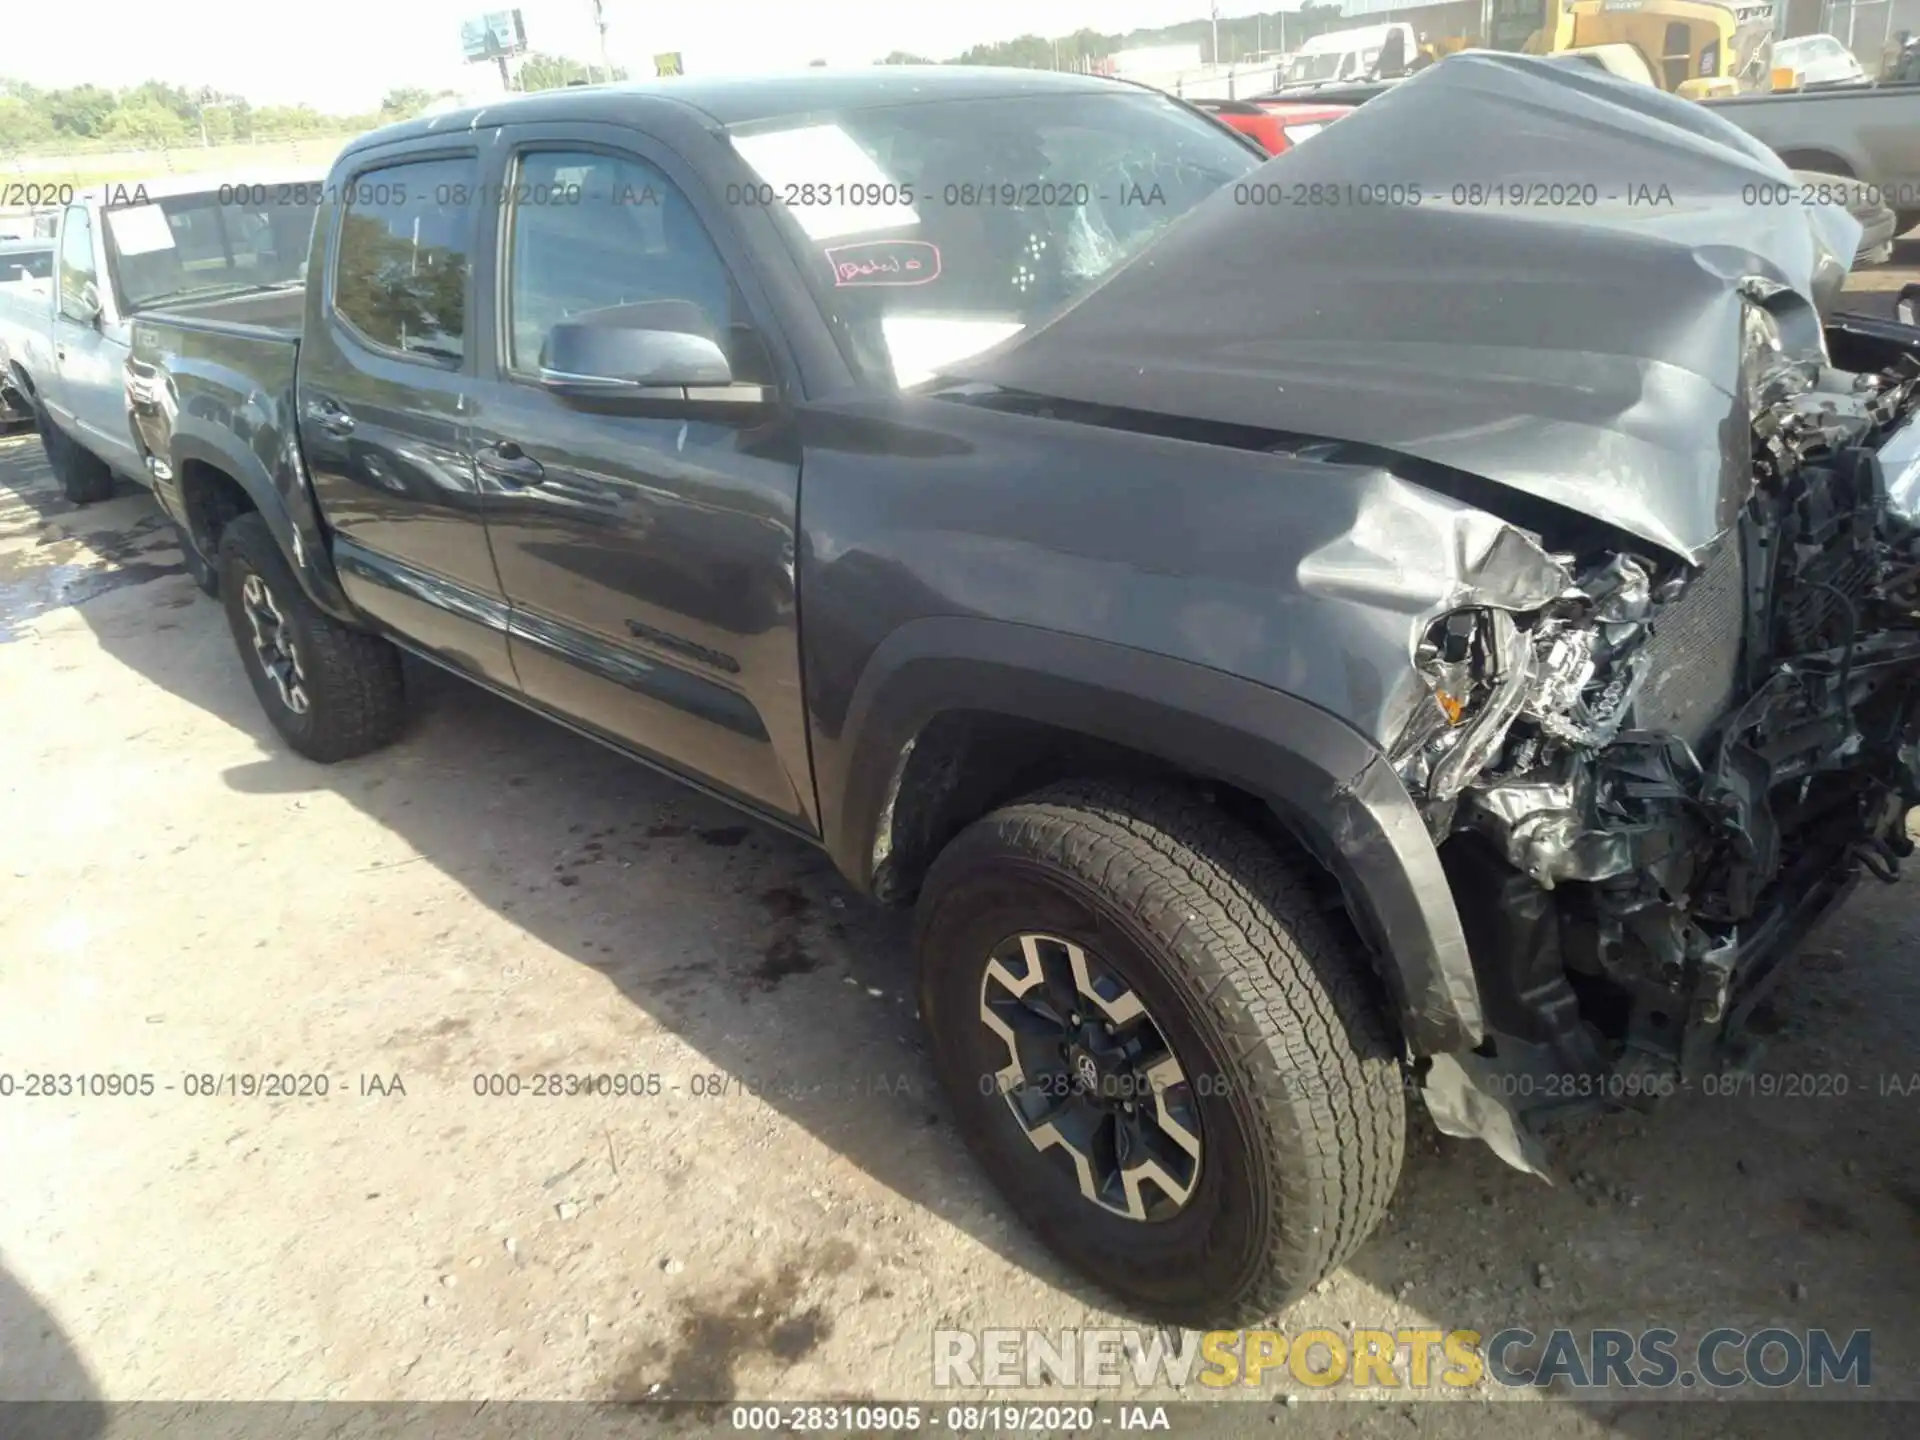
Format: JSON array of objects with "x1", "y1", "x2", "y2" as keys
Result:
[{"x1": 932, "y1": 1326, "x2": 1872, "y2": 1392}]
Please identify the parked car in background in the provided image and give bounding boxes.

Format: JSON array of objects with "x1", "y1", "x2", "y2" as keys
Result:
[
  {"x1": 1774, "y1": 33, "x2": 1870, "y2": 87},
  {"x1": 0, "y1": 172, "x2": 320, "y2": 503},
  {"x1": 1274, "y1": 23, "x2": 1416, "y2": 91},
  {"x1": 1187, "y1": 97, "x2": 1353, "y2": 154},
  {"x1": 123, "y1": 59, "x2": 1920, "y2": 1327},
  {"x1": 0, "y1": 237, "x2": 53, "y2": 425}
]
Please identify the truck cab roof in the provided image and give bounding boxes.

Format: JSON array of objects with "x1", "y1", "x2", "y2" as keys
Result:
[{"x1": 345, "y1": 65, "x2": 1133, "y2": 154}]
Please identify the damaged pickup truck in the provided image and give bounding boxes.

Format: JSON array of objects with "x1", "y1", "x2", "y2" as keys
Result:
[{"x1": 124, "y1": 54, "x2": 1920, "y2": 1327}]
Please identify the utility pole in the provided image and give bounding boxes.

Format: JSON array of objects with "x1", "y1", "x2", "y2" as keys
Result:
[
  {"x1": 1211, "y1": 2, "x2": 1221, "y2": 64},
  {"x1": 590, "y1": 0, "x2": 614, "y2": 81}
]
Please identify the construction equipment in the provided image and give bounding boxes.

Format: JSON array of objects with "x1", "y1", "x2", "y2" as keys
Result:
[{"x1": 1478, "y1": 0, "x2": 1788, "y2": 96}]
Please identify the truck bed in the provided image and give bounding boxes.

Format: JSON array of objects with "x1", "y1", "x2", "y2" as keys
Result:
[
  {"x1": 126, "y1": 302, "x2": 304, "y2": 503},
  {"x1": 138, "y1": 283, "x2": 306, "y2": 339}
]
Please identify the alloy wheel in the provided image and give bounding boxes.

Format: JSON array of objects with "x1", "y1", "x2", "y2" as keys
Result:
[
  {"x1": 240, "y1": 571, "x2": 310, "y2": 714},
  {"x1": 978, "y1": 932, "x2": 1202, "y2": 1221}
]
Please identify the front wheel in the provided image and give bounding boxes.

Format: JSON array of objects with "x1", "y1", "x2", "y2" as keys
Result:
[
  {"x1": 916, "y1": 780, "x2": 1407, "y2": 1327},
  {"x1": 35, "y1": 401, "x2": 115, "y2": 505},
  {"x1": 218, "y1": 512, "x2": 406, "y2": 762}
]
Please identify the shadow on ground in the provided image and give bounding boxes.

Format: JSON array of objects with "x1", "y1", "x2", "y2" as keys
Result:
[{"x1": 0, "y1": 1254, "x2": 106, "y2": 1438}]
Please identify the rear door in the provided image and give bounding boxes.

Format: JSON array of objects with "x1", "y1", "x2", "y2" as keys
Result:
[
  {"x1": 464, "y1": 125, "x2": 815, "y2": 829},
  {"x1": 297, "y1": 144, "x2": 517, "y2": 690}
]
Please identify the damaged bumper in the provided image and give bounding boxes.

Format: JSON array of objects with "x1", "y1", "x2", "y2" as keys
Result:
[{"x1": 1389, "y1": 319, "x2": 1920, "y2": 1169}]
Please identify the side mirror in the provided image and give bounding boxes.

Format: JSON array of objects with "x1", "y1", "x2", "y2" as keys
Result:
[
  {"x1": 539, "y1": 315, "x2": 770, "y2": 409},
  {"x1": 67, "y1": 280, "x2": 103, "y2": 326},
  {"x1": 1898, "y1": 283, "x2": 1920, "y2": 329}
]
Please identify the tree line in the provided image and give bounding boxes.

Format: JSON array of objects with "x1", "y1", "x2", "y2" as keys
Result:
[{"x1": 0, "y1": 53, "x2": 626, "y2": 155}]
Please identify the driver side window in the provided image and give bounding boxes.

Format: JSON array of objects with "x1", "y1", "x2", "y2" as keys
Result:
[
  {"x1": 57, "y1": 205, "x2": 96, "y2": 321},
  {"x1": 504, "y1": 149, "x2": 755, "y2": 379}
]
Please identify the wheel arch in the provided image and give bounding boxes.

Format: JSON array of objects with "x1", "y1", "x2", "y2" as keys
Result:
[
  {"x1": 1777, "y1": 148, "x2": 1857, "y2": 177},
  {"x1": 824, "y1": 617, "x2": 1485, "y2": 1056},
  {"x1": 167, "y1": 429, "x2": 354, "y2": 620}
]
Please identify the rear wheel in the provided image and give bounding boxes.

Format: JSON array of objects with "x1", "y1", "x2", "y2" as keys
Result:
[
  {"x1": 218, "y1": 512, "x2": 406, "y2": 762},
  {"x1": 916, "y1": 780, "x2": 1406, "y2": 1327},
  {"x1": 35, "y1": 400, "x2": 115, "y2": 505}
]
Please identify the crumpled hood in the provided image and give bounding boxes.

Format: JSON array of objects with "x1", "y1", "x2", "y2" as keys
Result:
[{"x1": 946, "y1": 54, "x2": 1861, "y2": 564}]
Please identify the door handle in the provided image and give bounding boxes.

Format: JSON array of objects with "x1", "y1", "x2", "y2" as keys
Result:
[
  {"x1": 475, "y1": 440, "x2": 546, "y2": 487},
  {"x1": 303, "y1": 397, "x2": 355, "y2": 437}
]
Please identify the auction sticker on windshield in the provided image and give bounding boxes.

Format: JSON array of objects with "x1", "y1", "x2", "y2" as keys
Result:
[
  {"x1": 731, "y1": 124, "x2": 921, "y2": 239},
  {"x1": 104, "y1": 204, "x2": 177, "y2": 256}
]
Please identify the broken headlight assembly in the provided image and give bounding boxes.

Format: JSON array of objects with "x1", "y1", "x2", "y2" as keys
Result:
[
  {"x1": 1390, "y1": 553, "x2": 1660, "y2": 835},
  {"x1": 1390, "y1": 606, "x2": 1534, "y2": 818}
]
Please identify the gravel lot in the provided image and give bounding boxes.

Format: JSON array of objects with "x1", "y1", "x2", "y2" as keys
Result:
[{"x1": 2, "y1": 269, "x2": 1918, "y2": 1440}]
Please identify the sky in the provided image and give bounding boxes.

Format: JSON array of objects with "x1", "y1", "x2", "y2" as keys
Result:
[{"x1": 4, "y1": 0, "x2": 1301, "y2": 114}]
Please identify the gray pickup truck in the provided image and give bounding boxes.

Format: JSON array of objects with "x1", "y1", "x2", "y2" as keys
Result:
[
  {"x1": 1702, "y1": 81, "x2": 1920, "y2": 233},
  {"x1": 122, "y1": 57, "x2": 1920, "y2": 1326},
  {"x1": 0, "y1": 173, "x2": 318, "y2": 503}
]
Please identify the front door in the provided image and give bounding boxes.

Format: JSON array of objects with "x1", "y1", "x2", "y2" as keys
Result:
[
  {"x1": 49, "y1": 203, "x2": 139, "y2": 475},
  {"x1": 466, "y1": 131, "x2": 814, "y2": 829},
  {"x1": 296, "y1": 148, "x2": 517, "y2": 690}
]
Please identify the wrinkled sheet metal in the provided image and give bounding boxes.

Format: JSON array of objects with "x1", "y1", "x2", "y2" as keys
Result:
[
  {"x1": 948, "y1": 53, "x2": 1859, "y2": 564},
  {"x1": 1422, "y1": 1051, "x2": 1551, "y2": 1177}
]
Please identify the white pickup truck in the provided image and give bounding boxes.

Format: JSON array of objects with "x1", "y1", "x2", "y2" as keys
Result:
[
  {"x1": 0, "y1": 237, "x2": 53, "y2": 424},
  {"x1": 0, "y1": 172, "x2": 320, "y2": 502}
]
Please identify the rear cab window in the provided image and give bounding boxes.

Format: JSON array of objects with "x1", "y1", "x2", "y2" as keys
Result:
[
  {"x1": 103, "y1": 185, "x2": 319, "y2": 314},
  {"x1": 0, "y1": 248, "x2": 52, "y2": 284},
  {"x1": 331, "y1": 156, "x2": 477, "y2": 366}
]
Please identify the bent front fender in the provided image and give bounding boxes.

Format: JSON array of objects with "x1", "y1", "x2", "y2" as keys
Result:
[{"x1": 824, "y1": 617, "x2": 1486, "y2": 1058}]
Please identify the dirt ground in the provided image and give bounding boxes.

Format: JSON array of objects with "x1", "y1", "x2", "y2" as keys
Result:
[{"x1": 1, "y1": 298, "x2": 1918, "y2": 1438}]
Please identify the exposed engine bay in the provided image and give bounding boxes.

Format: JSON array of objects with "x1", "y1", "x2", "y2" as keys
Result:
[{"x1": 1390, "y1": 308, "x2": 1920, "y2": 1147}]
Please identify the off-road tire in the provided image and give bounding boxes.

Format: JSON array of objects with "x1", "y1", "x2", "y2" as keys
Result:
[
  {"x1": 36, "y1": 400, "x2": 115, "y2": 505},
  {"x1": 917, "y1": 779, "x2": 1406, "y2": 1327},
  {"x1": 218, "y1": 512, "x2": 406, "y2": 762}
]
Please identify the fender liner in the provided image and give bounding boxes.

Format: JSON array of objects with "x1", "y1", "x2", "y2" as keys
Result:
[
  {"x1": 826, "y1": 616, "x2": 1485, "y2": 1056},
  {"x1": 168, "y1": 426, "x2": 354, "y2": 621}
]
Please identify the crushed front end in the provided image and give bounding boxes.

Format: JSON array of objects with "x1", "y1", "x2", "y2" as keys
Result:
[{"x1": 1392, "y1": 304, "x2": 1920, "y2": 1158}]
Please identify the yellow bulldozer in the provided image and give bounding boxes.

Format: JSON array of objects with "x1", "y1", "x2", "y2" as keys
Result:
[{"x1": 1476, "y1": 0, "x2": 1794, "y2": 95}]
